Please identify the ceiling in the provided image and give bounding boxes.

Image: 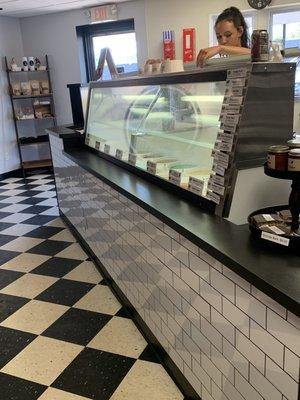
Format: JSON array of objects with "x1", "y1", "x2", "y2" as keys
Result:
[{"x1": 0, "y1": 0, "x2": 131, "y2": 18}]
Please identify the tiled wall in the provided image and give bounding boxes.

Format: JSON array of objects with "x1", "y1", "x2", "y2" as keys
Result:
[{"x1": 50, "y1": 135, "x2": 300, "y2": 400}]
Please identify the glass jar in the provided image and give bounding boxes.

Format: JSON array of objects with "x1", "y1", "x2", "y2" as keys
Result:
[
  {"x1": 267, "y1": 145, "x2": 289, "y2": 170},
  {"x1": 251, "y1": 30, "x2": 269, "y2": 62},
  {"x1": 288, "y1": 149, "x2": 300, "y2": 171},
  {"x1": 287, "y1": 139, "x2": 300, "y2": 149}
]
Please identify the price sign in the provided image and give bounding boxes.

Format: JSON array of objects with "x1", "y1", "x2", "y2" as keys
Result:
[
  {"x1": 169, "y1": 170, "x2": 181, "y2": 186},
  {"x1": 147, "y1": 161, "x2": 157, "y2": 174},
  {"x1": 95, "y1": 141, "x2": 101, "y2": 150},
  {"x1": 128, "y1": 153, "x2": 137, "y2": 166},
  {"x1": 115, "y1": 149, "x2": 123, "y2": 160},
  {"x1": 104, "y1": 144, "x2": 110, "y2": 154},
  {"x1": 261, "y1": 232, "x2": 290, "y2": 247}
]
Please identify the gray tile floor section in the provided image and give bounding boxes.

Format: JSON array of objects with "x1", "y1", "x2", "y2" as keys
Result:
[{"x1": 0, "y1": 173, "x2": 186, "y2": 400}]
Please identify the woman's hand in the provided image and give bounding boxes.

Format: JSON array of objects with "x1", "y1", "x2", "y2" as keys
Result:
[{"x1": 196, "y1": 46, "x2": 221, "y2": 67}]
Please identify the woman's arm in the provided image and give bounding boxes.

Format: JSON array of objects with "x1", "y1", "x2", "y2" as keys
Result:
[{"x1": 197, "y1": 45, "x2": 251, "y2": 67}]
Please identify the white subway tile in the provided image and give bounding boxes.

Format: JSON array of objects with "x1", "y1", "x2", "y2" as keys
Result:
[
  {"x1": 201, "y1": 352, "x2": 222, "y2": 388},
  {"x1": 164, "y1": 251, "x2": 181, "y2": 277},
  {"x1": 223, "y1": 298, "x2": 250, "y2": 337},
  {"x1": 251, "y1": 286, "x2": 287, "y2": 319},
  {"x1": 172, "y1": 239, "x2": 189, "y2": 266},
  {"x1": 211, "y1": 346, "x2": 234, "y2": 385},
  {"x1": 266, "y1": 357, "x2": 299, "y2": 400},
  {"x1": 183, "y1": 363, "x2": 202, "y2": 397},
  {"x1": 211, "y1": 308, "x2": 235, "y2": 345},
  {"x1": 183, "y1": 331, "x2": 201, "y2": 364},
  {"x1": 166, "y1": 283, "x2": 181, "y2": 309},
  {"x1": 200, "y1": 250, "x2": 222, "y2": 272},
  {"x1": 182, "y1": 298, "x2": 201, "y2": 330},
  {"x1": 250, "y1": 319, "x2": 284, "y2": 367},
  {"x1": 163, "y1": 224, "x2": 180, "y2": 241},
  {"x1": 235, "y1": 370, "x2": 263, "y2": 400},
  {"x1": 179, "y1": 235, "x2": 199, "y2": 255},
  {"x1": 223, "y1": 378, "x2": 244, "y2": 400},
  {"x1": 181, "y1": 265, "x2": 200, "y2": 293},
  {"x1": 212, "y1": 382, "x2": 230, "y2": 400},
  {"x1": 202, "y1": 386, "x2": 214, "y2": 400},
  {"x1": 175, "y1": 337, "x2": 192, "y2": 368},
  {"x1": 267, "y1": 309, "x2": 300, "y2": 356},
  {"x1": 192, "y1": 357, "x2": 212, "y2": 393},
  {"x1": 236, "y1": 286, "x2": 266, "y2": 328},
  {"x1": 287, "y1": 311, "x2": 300, "y2": 330},
  {"x1": 201, "y1": 316, "x2": 222, "y2": 352},
  {"x1": 191, "y1": 292, "x2": 211, "y2": 322},
  {"x1": 222, "y1": 266, "x2": 251, "y2": 292},
  {"x1": 167, "y1": 314, "x2": 182, "y2": 337},
  {"x1": 210, "y1": 269, "x2": 235, "y2": 303},
  {"x1": 250, "y1": 365, "x2": 282, "y2": 400},
  {"x1": 173, "y1": 274, "x2": 191, "y2": 303},
  {"x1": 200, "y1": 279, "x2": 222, "y2": 313},
  {"x1": 223, "y1": 338, "x2": 249, "y2": 379},
  {"x1": 189, "y1": 252, "x2": 210, "y2": 282},
  {"x1": 236, "y1": 331, "x2": 265, "y2": 373},
  {"x1": 191, "y1": 322, "x2": 211, "y2": 357},
  {"x1": 284, "y1": 348, "x2": 299, "y2": 382}
]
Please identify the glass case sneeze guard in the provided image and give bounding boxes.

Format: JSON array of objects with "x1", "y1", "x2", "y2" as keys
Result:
[{"x1": 85, "y1": 79, "x2": 226, "y2": 197}]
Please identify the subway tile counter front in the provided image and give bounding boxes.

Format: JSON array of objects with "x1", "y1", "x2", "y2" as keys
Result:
[{"x1": 50, "y1": 133, "x2": 299, "y2": 400}]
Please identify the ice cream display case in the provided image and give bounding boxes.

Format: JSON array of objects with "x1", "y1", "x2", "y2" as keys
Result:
[{"x1": 84, "y1": 62, "x2": 296, "y2": 222}]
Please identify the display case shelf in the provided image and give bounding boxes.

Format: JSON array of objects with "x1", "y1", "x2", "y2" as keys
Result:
[
  {"x1": 12, "y1": 93, "x2": 53, "y2": 100},
  {"x1": 19, "y1": 135, "x2": 49, "y2": 145},
  {"x1": 16, "y1": 117, "x2": 55, "y2": 122}
]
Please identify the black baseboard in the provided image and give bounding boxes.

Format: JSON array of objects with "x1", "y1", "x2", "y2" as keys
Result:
[
  {"x1": 60, "y1": 211, "x2": 201, "y2": 400},
  {"x1": 0, "y1": 168, "x2": 23, "y2": 180}
]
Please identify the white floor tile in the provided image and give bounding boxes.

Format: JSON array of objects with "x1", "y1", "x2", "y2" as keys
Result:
[
  {"x1": 0, "y1": 204, "x2": 32, "y2": 213},
  {"x1": 33, "y1": 191, "x2": 57, "y2": 199},
  {"x1": 31, "y1": 185, "x2": 56, "y2": 192},
  {"x1": 45, "y1": 218, "x2": 66, "y2": 228},
  {"x1": 74, "y1": 285, "x2": 121, "y2": 315},
  {"x1": 0, "y1": 237, "x2": 44, "y2": 252},
  {"x1": 0, "y1": 300, "x2": 68, "y2": 334},
  {"x1": 0, "y1": 273, "x2": 58, "y2": 298},
  {"x1": 38, "y1": 388, "x2": 90, "y2": 400},
  {"x1": 0, "y1": 196, "x2": 29, "y2": 204},
  {"x1": 110, "y1": 360, "x2": 184, "y2": 400},
  {"x1": 50, "y1": 229, "x2": 76, "y2": 243},
  {"x1": 0, "y1": 224, "x2": 39, "y2": 236},
  {"x1": 40, "y1": 207, "x2": 59, "y2": 216},
  {"x1": 36, "y1": 198, "x2": 58, "y2": 207},
  {"x1": 0, "y1": 189, "x2": 27, "y2": 197},
  {"x1": 0, "y1": 178, "x2": 23, "y2": 183},
  {"x1": 88, "y1": 316, "x2": 147, "y2": 358},
  {"x1": 64, "y1": 261, "x2": 102, "y2": 284},
  {"x1": 1, "y1": 336, "x2": 83, "y2": 386},
  {"x1": 0, "y1": 253, "x2": 50, "y2": 273},
  {"x1": 0, "y1": 213, "x2": 36, "y2": 224},
  {"x1": 55, "y1": 243, "x2": 88, "y2": 261}
]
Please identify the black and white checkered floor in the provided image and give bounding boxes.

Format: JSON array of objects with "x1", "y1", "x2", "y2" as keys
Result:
[{"x1": 0, "y1": 173, "x2": 186, "y2": 400}]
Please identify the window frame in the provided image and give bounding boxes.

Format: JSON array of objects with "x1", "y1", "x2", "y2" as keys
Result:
[
  {"x1": 76, "y1": 19, "x2": 136, "y2": 81},
  {"x1": 269, "y1": 6, "x2": 300, "y2": 49}
]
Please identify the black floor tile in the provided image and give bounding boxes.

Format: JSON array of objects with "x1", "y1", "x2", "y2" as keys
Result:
[
  {"x1": 31, "y1": 257, "x2": 82, "y2": 278},
  {"x1": 0, "y1": 234, "x2": 18, "y2": 247},
  {"x1": 0, "y1": 294, "x2": 30, "y2": 323},
  {"x1": 24, "y1": 226, "x2": 64, "y2": 240},
  {"x1": 21, "y1": 205, "x2": 52, "y2": 214},
  {"x1": 0, "y1": 270, "x2": 24, "y2": 290},
  {"x1": 99, "y1": 279, "x2": 108, "y2": 286},
  {"x1": 27, "y1": 240, "x2": 71, "y2": 256},
  {"x1": 138, "y1": 344, "x2": 161, "y2": 364},
  {"x1": 17, "y1": 190, "x2": 43, "y2": 197},
  {"x1": 43, "y1": 308, "x2": 112, "y2": 346},
  {"x1": 0, "y1": 202, "x2": 11, "y2": 210},
  {"x1": 0, "y1": 222, "x2": 14, "y2": 232},
  {"x1": 115, "y1": 307, "x2": 131, "y2": 319},
  {"x1": 0, "y1": 373, "x2": 47, "y2": 400},
  {"x1": 0, "y1": 211, "x2": 13, "y2": 220},
  {"x1": 0, "y1": 326, "x2": 36, "y2": 368},
  {"x1": 24, "y1": 215, "x2": 57, "y2": 225},
  {"x1": 0, "y1": 250, "x2": 20, "y2": 266},
  {"x1": 52, "y1": 348, "x2": 135, "y2": 400},
  {"x1": 35, "y1": 279, "x2": 95, "y2": 306},
  {"x1": 18, "y1": 197, "x2": 47, "y2": 205}
]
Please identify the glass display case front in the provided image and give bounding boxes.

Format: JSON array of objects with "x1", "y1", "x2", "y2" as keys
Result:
[{"x1": 85, "y1": 80, "x2": 226, "y2": 195}]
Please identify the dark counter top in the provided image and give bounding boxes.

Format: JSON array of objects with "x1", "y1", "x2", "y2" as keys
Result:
[{"x1": 49, "y1": 128, "x2": 300, "y2": 315}]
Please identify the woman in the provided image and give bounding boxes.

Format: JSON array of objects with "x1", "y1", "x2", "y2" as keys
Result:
[{"x1": 197, "y1": 7, "x2": 251, "y2": 67}]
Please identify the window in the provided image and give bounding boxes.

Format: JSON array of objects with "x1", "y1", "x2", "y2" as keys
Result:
[
  {"x1": 270, "y1": 8, "x2": 300, "y2": 97},
  {"x1": 270, "y1": 9, "x2": 300, "y2": 48},
  {"x1": 76, "y1": 19, "x2": 138, "y2": 81},
  {"x1": 210, "y1": 13, "x2": 254, "y2": 47}
]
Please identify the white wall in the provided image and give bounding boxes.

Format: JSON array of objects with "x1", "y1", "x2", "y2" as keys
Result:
[
  {"x1": 20, "y1": 0, "x2": 147, "y2": 125},
  {"x1": 0, "y1": 16, "x2": 24, "y2": 174},
  {"x1": 144, "y1": 0, "x2": 300, "y2": 60}
]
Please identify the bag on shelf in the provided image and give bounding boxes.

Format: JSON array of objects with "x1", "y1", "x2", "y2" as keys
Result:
[
  {"x1": 30, "y1": 80, "x2": 40, "y2": 96},
  {"x1": 40, "y1": 80, "x2": 50, "y2": 94},
  {"x1": 20, "y1": 81, "x2": 32, "y2": 96},
  {"x1": 11, "y1": 82, "x2": 21, "y2": 96}
]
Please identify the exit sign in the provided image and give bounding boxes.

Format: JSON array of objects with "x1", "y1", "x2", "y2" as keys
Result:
[{"x1": 90, "y1": 4, "x2": 118, "y2": 22}]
